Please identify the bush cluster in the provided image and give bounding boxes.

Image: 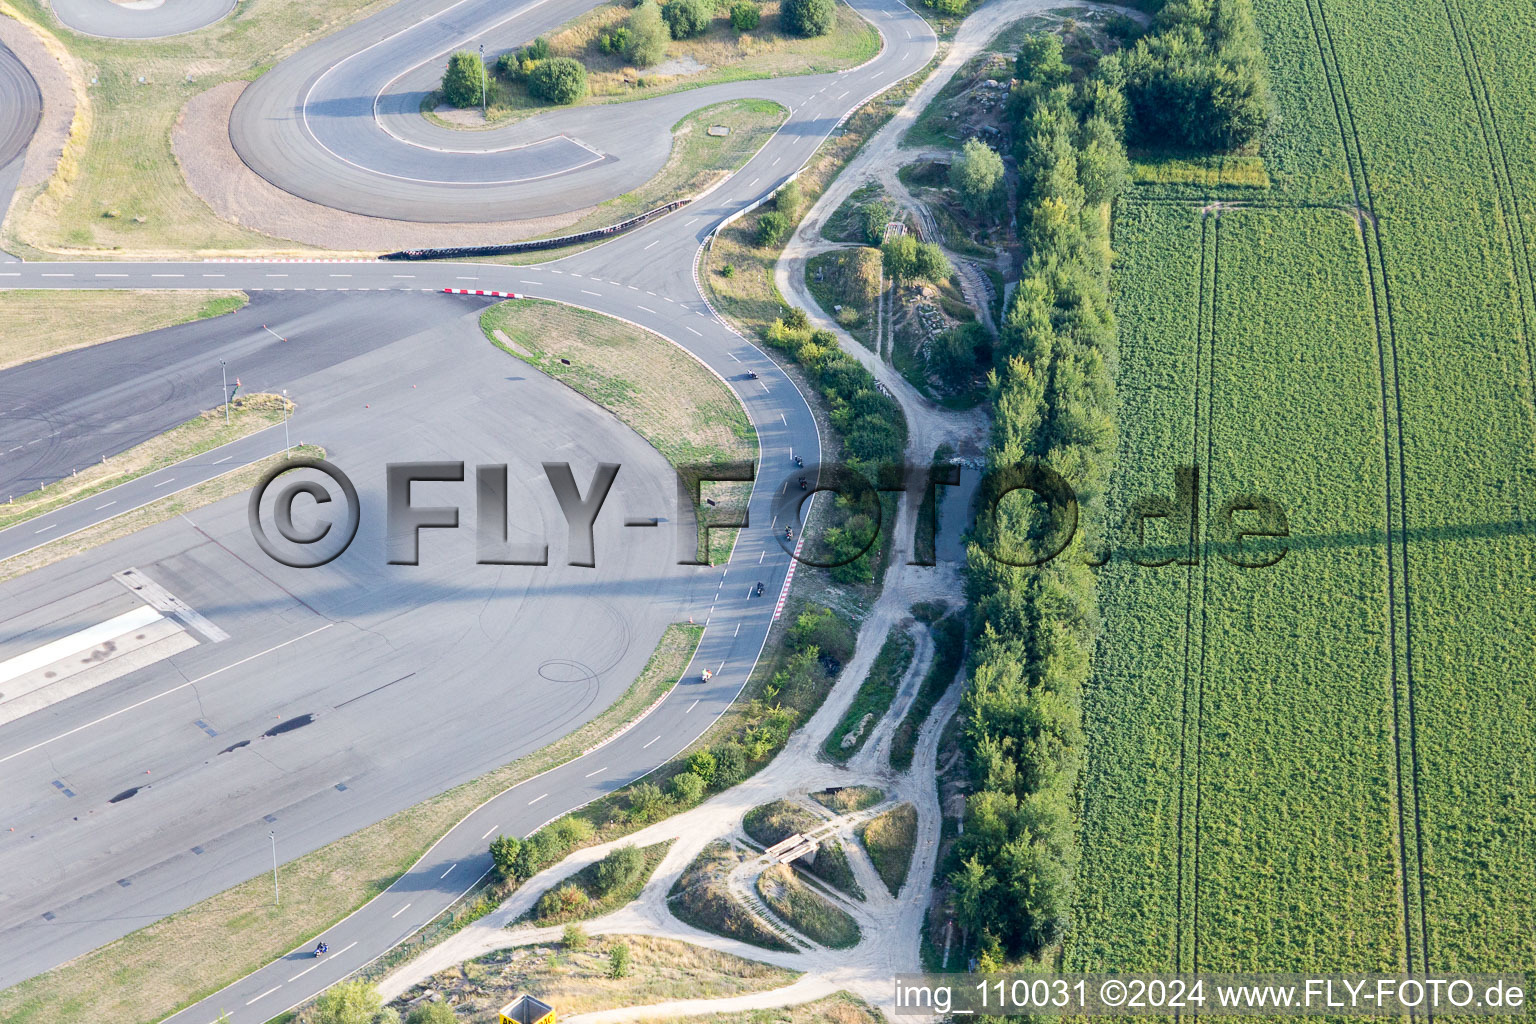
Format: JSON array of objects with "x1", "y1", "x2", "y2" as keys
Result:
[
  {"x1": 781, "y1": 0, "x2": 834, "y2": 36},
  {"x1": 662, "y1": 0, "x2": 711, "y2": 39},
  {"x1": 729, "y1": 0, "x2": 760, "y2": 31},
  {"x1": 440, "y1": 50, "x2": 487, "y2": 108},
  {"x1": 950, "y1": 34, "x2": 1128, "y2": 960},
  {"x1": 528, "y1": 55, "x2": 588, "y2": 103},
  {"x1": 1122, "y1": 0, "x2": 1272, "y2": 151}
]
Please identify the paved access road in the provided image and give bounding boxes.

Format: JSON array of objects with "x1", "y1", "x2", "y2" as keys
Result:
[
  {"x1": 231, "y1": 0, "x2": 934, "y2": 220},
  {"x1": 0, "y1": 40, "x2": 41, "y2": 243},
  {"x1": 48, "y1": 0, "x2": 234, "y2": 38}
]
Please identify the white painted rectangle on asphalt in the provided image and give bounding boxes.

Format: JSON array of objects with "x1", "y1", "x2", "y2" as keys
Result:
[
  {"x1": 643, "y1": 735, "x2": 660, "y2": 748},
  {"x1": 480, "y1": 824, "x2": 500, "y2": 840},
  {"x1": 390, "y1": 903, "x2": 412, "y2": 919},
  {"x1": 0, "y1": 606, "x2": 164, "y2": 686},
  {"x1": 528, "y1": 793, "x2": 548, "y2": 805}
]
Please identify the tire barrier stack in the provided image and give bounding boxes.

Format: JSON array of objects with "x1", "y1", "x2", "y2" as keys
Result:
[{"x1": 380, "y1": 199, "x2": 691, "y2": 261}]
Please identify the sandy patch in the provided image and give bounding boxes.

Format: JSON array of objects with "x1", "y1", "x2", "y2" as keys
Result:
[
  {"x1": 173, "y1": 81, "x2": 599, "y2": 252},
  {"x1": 649, "y1": 54, "x2": 709, "y2": 77},
  {"x1": 0, "y1": 14, "x2": 75, "y2": 192}
]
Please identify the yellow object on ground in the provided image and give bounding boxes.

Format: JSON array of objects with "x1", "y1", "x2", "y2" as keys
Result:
[{"x1": 500, "y1": 993, "x2": 556, "y2": 1024}]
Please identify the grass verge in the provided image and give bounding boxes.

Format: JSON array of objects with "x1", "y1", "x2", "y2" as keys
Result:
[
  {"x1": 858, "y1": 803, "x2": 917, "y2": 897},
  {"x1": 386, "y1": 933, "x2": 797, "y2": 1019},
  {"x1": 0, "y1": 290, "x2": 246, "y2": 369},
  {"x1": 810, "y1": 786, "x2": 884, "y2": 813},
  {"x1": 756, "y1": 862, "x2": 860, "y2": 948},
  {"x1": 823, "y1": 622, "x2": 915, "y2": 761},
  {"x1": 668, "y1": 841, "x2": 797, "y2": 951},
  {"x1": 0, "y1": 624, "x2": 702, "y2": 1024},
  {"x1": 0, "y1": 392, "x2": 288, "y2": 530}
]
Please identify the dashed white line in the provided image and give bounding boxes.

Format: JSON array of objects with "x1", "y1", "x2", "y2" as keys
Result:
[
  {"x1": 390, "y1": 902, "x2": 412, "y2": 919},
  {"x1": 580, "y1": 289, "x2": 601, "y2": 297},
  {"x1": 455, "y1": 276, "x2": 477, "y2": 281},
  {"x1": 686, "y1": 700, "x2": 700, "y2": 713},
  {"x1": 637, "y1": 305, "x2": 656, "y2": 314},
  {"x1": 267, "y1": 273, "x2": 288, "y2": 278},
  {"x1": 528, "y1": 793, "x2": 548, "y2": 805},
  {"x1": 34, "y1": 524, "x2": 56, "y2": 534},
  {"x1": 440, "y1": 863, "x2": 456, "y2": 878},
  {"x1": 212, "y1": 455, "x2": 232, "y2": 465},
  {"x1": 95, "y1": 501, "x2": 116, "y2": 510},
  {"x1": 329, "y1": 273, "x2": 352, "y2": 278},
  {"x1": 584, "y1": 766, "x2": 606, "y2": 778},
  {"x1": 203, "y1": 273, "x2": 225, "y2": 278},
  {"x1": 643, "y1": 735, "x2": 660, "y2": 749},
  {"x1": 728, "y1": 351, "x2": 740, "y2": 362},
  {"x1": 41, "y1": 273, "x2": 73, "y2": 277},
  {"x1": 153, "y1": 478, "x2": 176, "y2": 488},
  {"x1": 686, "y1": 326, "x2": 701, "y2": 336},
  {"x1": 246, "y1": 986, "x2": 281, "y2": 1006},
  {"x1": 480, "y1": 824, "x2": 500, "y2": 840},
  {"x1": 392, "y1": 274, "x2": 416, "y2": 278}
]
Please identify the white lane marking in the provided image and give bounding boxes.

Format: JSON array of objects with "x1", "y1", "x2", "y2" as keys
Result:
[
  {"x1": 551, "y1": 269, "x2": 564, "y2": 274},
  {"x1": 686, "y1": 700, "x2": 699, "y2": 713},
  {"x1": 746, "y1": 177, "x2": 759, "y2": 188},
  {"x1": 758, "y1": 550, "x2": 765, "y2": 564},
  {"x1": 637, "y1": 305, "x2": 656, "y2": 314},
  {"x1": 642, "y1": 735, "x2": 660, "y2": 749},
  {"x1": 286, "y1": 944, "x2": 350, "y2": 983},
  {"x1": 246, "y1": 986, "x2": 281, "y2": 1005},
  {"x1": 95, "y1": 501, "x2": 116, "y2": 510},
  {"x1": 212, "y1": 455, "x2": 232, "y2": 465},
  {"x1": 528, "y1": 793, "x2": 548, "y2": 805},
  {"x1": 393, "y1": 274, "x2": 415, "y2": 278},
  {"x1": 646, "y1": 290, "x2": 657, "y2": 296},
  {"x1": 329, "y1": 273, "x2": 352, "y2": 278},
  {"x1": 455, "y1": 276, "x2": 477, "y2": 281},
  {"x1": 663, "y1": 296, "x2": 675, "y2": 303},
  {"x1": 203, "y1": 273, "x2": 225, "y2": 278},
  {"x1": 153, "y1": 478, "x2": 176, "y2": 488},
  {"x1": 780, "y1": 413, "x2": 786, "y2": 424},
  {"x1": 728, "y1": 352, "x2": 739, "y2": 362},
  {"x1": 41, "y1": 273, "x2": 73, "y2": 277},
  {"x1": 580, "y1": 289, "x2": 601, "y2": 297},
  {"x1": 628, "y1": 285, "x2": 639, "y2": 291},
  {"x1": 584, "y1": 766, "x2": 606, "y2": 778},
  {"x1": 686, "y1": 326, "x2": 701, "y2": 336},
  {"x1": 480, "y1": 824, "x2": 500, "y2": 840},
  {"x1": 772, "y1": 157, "x2": 781, "y2": 166},
  {"x1": 520, "y1": 279, "x2": 539, "y2": 285},
  {"x1": 391, "y1": 903, "x2": 412, "y2": 919},
  {"x1": 440, "y1": 863, "x2": 456, "y2": 878},
  {"x1": 0, "y1": 272, "x2": 18, "y2": 276},
  {"x1": 34, "y1": 524, "x2": 56, "y2": 534},
  {"x1": 0, "y1": 625, "x2": 335, "y2": 766},
  {"x1": 267, "y1": 273, "x2": 288, "y2": 277},
  {"x1": 734, "y1": 623, "x2": 741, "y2": 636}
]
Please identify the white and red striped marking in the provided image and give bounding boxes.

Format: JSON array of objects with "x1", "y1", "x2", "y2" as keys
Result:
[
  {"x1": 772, "y1": 534, "x2": 806, "y2": 621},
  {"x1": 205, "y1": 258, "x2": 378, "y2": 263},
  {"x1": 443, "y1": 288, "x2": 523, "y2": 298}
]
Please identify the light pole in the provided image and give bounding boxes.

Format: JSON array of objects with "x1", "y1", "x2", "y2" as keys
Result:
[
  {"x1": 282, "y1": 389, "x2": 290, "y2": 452},
  {"x1": 220, "y1": 359, "x2": 229, "y2": 424},
  {"x1": 269, "y1": 831, "x2": 279, "y2": 905},
  {"x1": 479, "y1": 43, "x2": 486, "y2": 117}
]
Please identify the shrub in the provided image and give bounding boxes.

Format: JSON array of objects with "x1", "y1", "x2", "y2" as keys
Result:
[
  {"x1": 671, "y1": 770, "x2": 706, "y2": 803},
  {"x1": 440, "y1": 51, "x2": 486, "y2": 108},
  {"x1": 537, "y1": 883, "x2": 590, "y2": 919},
  {"x1": 950, "y1": 137, "x2": 1004, "y2": 217},
  {"x1": 713, "y1": 741, "x2": 747, "y2": 786},
  {"x1": 783, "y1": 306, "x2": 810, "y2": 330},
  {"x1": 528, "y1": 56, "x2": 588, "y2": 104},
  {"x1": 913, "y1": 241, "x2": 949, "y2": 284},
  {"x1": 405, "y1": 1003, "x2": 456, "y2": 1024},
  {"x1": 925, "y1": 0, "x2": 965, "y2": 13},
  {"x1": 489, "y1": 834, "x2": 521, "y2": 877},
  {"x1": 608, "y1": 941, "x2": 632, "y2": 978},
  {"x1": 598, "y1": 26, "x2": 633, "y2": 54},
  {"x1": 860, "y1": 198, "x2": 892, "y2": 244},
  {"x1": 626, "y1": 1, "x2": 670, "y2": 66},
  {"x1": 781, "y1": 0, "x2": 833, "y2": 36},
  {"x1": 662, "y1": 0, "x2": 711, "y2": 38},
  {"x1": 720, "y1": 263, "x2": 736, "y2": 278},
  {"x1": 595, "y1": 843, "x2": 646, "y2": 894},
  {"x1": 756, "y1": 210, "x2": 790, "y2": 247},
  {"x1": 687, "y1": 747, "x2": 717, "y2": 784},
  {"x1": 729, "y1": 0, "x2": 759, "y2": 31},
  {"x1": 627, "y1": 781, "x2": 666, "y2": 821},
  {"x1": 311, "y1": 980, "x2": 383, "y2": 1024},
  {"x1": 787, "y1": 604, "x2": 857, "y2": 665},
  {"x1": 562, "y1": 923, "x2": 589, "y2": 949}
]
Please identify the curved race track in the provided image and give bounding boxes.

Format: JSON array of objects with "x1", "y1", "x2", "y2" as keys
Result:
[
  {"x1": 48, "y1": 0, "x2": 234, "y2": 39},
  {"x1": 232, "y1": 0, "x2": 933, "y2": 220}
]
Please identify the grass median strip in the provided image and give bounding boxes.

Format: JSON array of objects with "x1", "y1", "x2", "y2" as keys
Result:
[
  {"x1": 823, "y1": 621, "x2": 915, "y2": 761},
  {"x1": 0, "y1": 290, "x2": 246, "y2": 369},
  {"x1": 0, "y1": 624, "x2": 702, "y2": 1024},
  {"x1": 0, "y1": 392, "x2": 288, "y2": 531}
]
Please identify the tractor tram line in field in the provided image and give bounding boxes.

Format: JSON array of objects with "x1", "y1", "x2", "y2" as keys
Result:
[
  {"x1": 1438, "y1": 0, "x2": 1536, "y2": 427},
  {"x1": 1302, "y1": 0, "x2": 1430, "y2": 981}
]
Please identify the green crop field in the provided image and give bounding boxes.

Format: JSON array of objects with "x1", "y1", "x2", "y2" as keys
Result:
[{"x1": 1069, "y1": 0, "x2": 1536, "y2": 979}]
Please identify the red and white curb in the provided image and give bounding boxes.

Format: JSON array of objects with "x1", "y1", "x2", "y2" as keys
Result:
[
  {"x1": 443, "y1": 288, "x2": 523, "y2": 297},
  {"x1": 773, "y1": 534, "x2": 806, "y2": 621},
  {"x1": 204, "y1": 258, "x2": 379, "y2": 263}
]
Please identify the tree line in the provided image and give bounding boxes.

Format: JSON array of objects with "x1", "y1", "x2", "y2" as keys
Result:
[
  {"x1": 1121, "y1": 0, "x2": 1272, "y2": 151},
  {"x1": 950, "y1": 32, "x2": 1125, "y2": 962}
]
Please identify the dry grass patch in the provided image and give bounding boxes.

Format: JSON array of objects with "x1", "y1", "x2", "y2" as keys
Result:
[
  {"x1": 810, "y1": 786, "x2": 883, "y2": 813},
  {"x1": 755, "y1": 862, "x2": 860, "y2": 948},
  {"x1": 858, "y1": 802, "x2": 916, "y2": 897},
  {"x1": 669, "y1": 840, "x2": 797, "y2": 951},
  {"x1": 388, "y1": 934, "x2": 798, "y2": 1019},
  {"x1": 0, "y1": 392, "x2": 287, "y2": 531},
  {"x1": 0, "y1": 623, "x2": 703, "y2": 1024},
  {"x1": 0, "y1": 290, "x2": 246, "y2": 368}
]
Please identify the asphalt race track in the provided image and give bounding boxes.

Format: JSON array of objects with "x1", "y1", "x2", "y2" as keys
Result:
[
  {"x1": 231, "y1": 0, "x2": 934, "y2": 220},
  {"x1": 0, "y1": 0, "x2": 942, "y2": 1013},
  {"x1": 48, "y1": 0, "x2": 234, "y2": 38},
  {"x1": 0, "y1": 41, "x2": 41, "y2": 241}
]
